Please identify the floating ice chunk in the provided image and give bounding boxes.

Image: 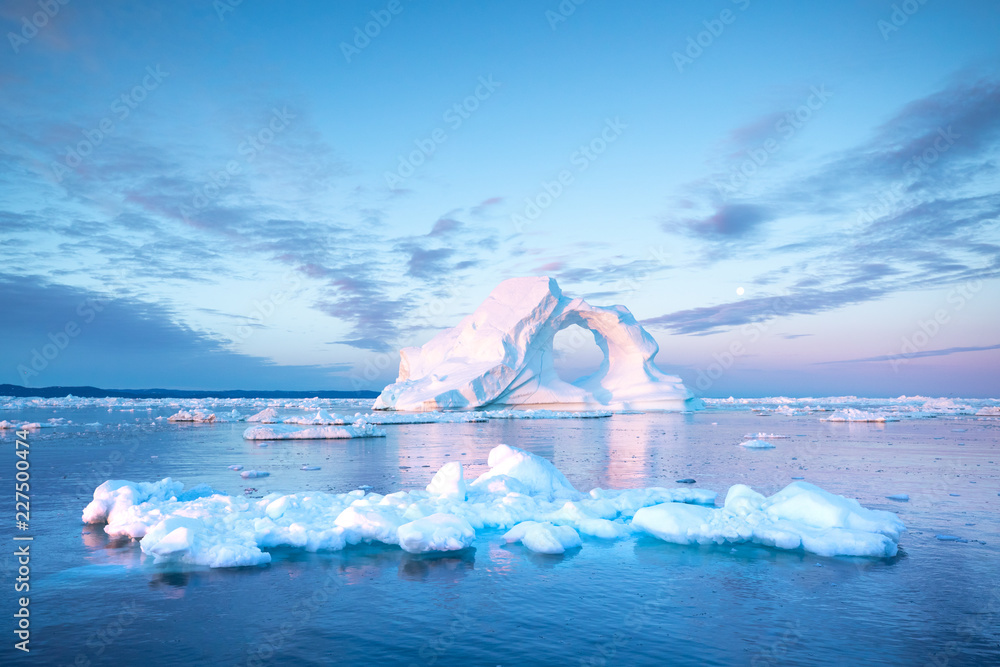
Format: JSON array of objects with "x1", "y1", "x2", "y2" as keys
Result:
[
  {"x1": 282, "y1": 409, "x2": 345, "y2": 425},
  {"x1": 426, "y1": 462, "x2": 467, "y2": 500},
  {"x1": 632, "y1": 503, "x2": 723, "y2": 545},
  {"x1": 633, "y1": 481, "x2": 904, "y2": 558},
  {"x1": 246, "y1": 407, "x2": 282, "y2": 423},
  {"x1": 397, "y1": 513, "x2": 476, "y2": 554},
  {"x1": 300, "y1": 465, "x2": 321, "y2": 471},
  {"x1": 764, "y1": 482, "x2": 905, "y2": 541},
  {"x1": 821, "y1": 409, "x2": 897, "y2": 422},
  {"x1": 167, "y1": 410, "x2": 218, "y2": 423},
  {"x1": 743, "y1": 432, "x2": 790, "y2": 439},
  {"x1": 503, "y1": 521, "x2": 582, "y2": 554},
  {"x1": 543, "y1": 500, "x2": 630, "y2": 539},
  {"x1": 240, "y1": 470, "x2": 270, "y2": 479},
  {"x1": 886, "y1": 494, "x2": 909, "y2": 502},
  {"x1": 82, "y1": 445, "x2": 902, "y2": 569},
  {"x1": 228, "y1": 465, "x2": 244, "y2": 471},
  {"x1": 471, "y1": 444, "x2": 579, "y2": 501},
  {"x1": 242, "y1": 421, "x2": 386, "y2": 440},
  {"x1": 740, "y1": 439, "x2": 776, "y2": 449},
  {"x1": 10, "y1": 422, "x2": 43, "y2": 429},
  {"x1": 82, "y1": 478, "x2": 186, "y2": 529},
  {"x1": 935, "y1": 535, "x2": 967, "y2": 542}
]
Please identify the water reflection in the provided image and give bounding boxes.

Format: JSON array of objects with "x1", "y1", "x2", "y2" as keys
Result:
[{"x1": 398, "y1": 548, "x2": 476, "y2": 582}]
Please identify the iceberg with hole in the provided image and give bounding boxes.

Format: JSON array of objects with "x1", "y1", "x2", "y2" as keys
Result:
[
  {"x1": 82, "y1": 445, "x2": 903, "y2": 568},
  {"x1": 373, "y1": 276, "x2": 700, "y2": 412}
]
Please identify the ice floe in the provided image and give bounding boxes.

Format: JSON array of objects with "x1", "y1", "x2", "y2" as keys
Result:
[
  {"x1": 739, "y1": 439, "x2": 776, "y2": 449},
  {"x1": 242, "y1": 421, "x2": 386, "y2": 440},
  {"x1": 820, "y1": 409, "x2": 898, "y2": 423},
  {"x1": 82, "y1": 445, "x2": 903, "y2": 568},
  {"x1": 633, "y1": 482, "x2": 905, "y2": 558},
  {"x1": 167, "y1": 410, "x2": 221, "y2": 423}
]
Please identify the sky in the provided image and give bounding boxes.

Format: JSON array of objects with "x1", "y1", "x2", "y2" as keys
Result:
[{"x1": 1, "y1": 0, "x2": 998, "y2": 397}]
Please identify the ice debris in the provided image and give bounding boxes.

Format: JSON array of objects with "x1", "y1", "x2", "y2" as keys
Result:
[{"x1": 82, "y1": 445, "x2": 903, "y2": 568}]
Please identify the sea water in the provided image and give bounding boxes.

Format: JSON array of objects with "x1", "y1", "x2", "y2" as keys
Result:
[{"x1": 1, "y1": 398, "x2": 997, "y2": 665}]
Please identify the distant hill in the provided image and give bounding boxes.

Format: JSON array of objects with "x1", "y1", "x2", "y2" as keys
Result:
[{"x1": 0, "y1": 384, "x2": 379, "y2": 399}]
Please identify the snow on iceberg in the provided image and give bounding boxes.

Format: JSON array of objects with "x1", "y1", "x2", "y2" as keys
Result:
[
  {"x1": 633, "y1": 482, "x2": 905, "y2": 557},
  {"x1": 373, "y1": 276, "x2": 700, "y2": 412},
  {"x1": 82, "y1": 445, "x2": 712, "y2": 568},
  {"x1": 242, "y1": 421, "x2": 386, "y2": 440}
]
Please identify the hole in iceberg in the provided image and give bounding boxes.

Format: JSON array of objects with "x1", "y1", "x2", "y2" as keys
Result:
[{"x1": 552, "y1": 324, "x2": 604, "y2": 385}]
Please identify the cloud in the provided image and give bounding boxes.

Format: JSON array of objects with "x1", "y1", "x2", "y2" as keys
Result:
[
  {"x1": 815, "y1": 343, "x2": 1000, "y2": 365},
  {"x1": 643, "y1": 285, "x2": 886, "y2": 335},
  {"x1": 653, "y1": 71, "x2": 1000, "y2": 334},
  {"x1": 427, "y1": 217, "x2": 463, "y2": 237},
  {"x1": 399, "y1": 244, "x2": 456, "y2": 279},
  {"x1": 675, "y1": 203, "x2": 771, "y2": 238},
  {"x1": 0, "y1": 274, "x2": 354, "y2": 389}
]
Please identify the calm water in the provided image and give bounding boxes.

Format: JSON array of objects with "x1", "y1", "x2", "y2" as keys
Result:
[{"x1": 2, "y1": 402, "x2": 998, "y2": 666}]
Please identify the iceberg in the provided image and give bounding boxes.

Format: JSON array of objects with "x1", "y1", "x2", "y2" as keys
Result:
[{"x1": 373, "y1": 276, "x2": 700, "y2": 412}]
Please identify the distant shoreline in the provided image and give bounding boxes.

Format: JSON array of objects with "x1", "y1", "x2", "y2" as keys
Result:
[{"x1": 0, "y1": 384, "x2": 379, "y2": 400}]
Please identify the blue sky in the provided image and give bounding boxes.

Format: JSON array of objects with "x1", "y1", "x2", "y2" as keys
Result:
[{"x1": 1, "y1": 0, "x2": 998, "y2": 396}]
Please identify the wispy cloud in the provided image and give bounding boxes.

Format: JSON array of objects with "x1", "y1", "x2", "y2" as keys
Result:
[
  {"x1": 816, "y1": 343, "x2": 1000, "y2": 365},
  {"x1": 650, "y1": 71, "x2": 1000, "y2": 334}
]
